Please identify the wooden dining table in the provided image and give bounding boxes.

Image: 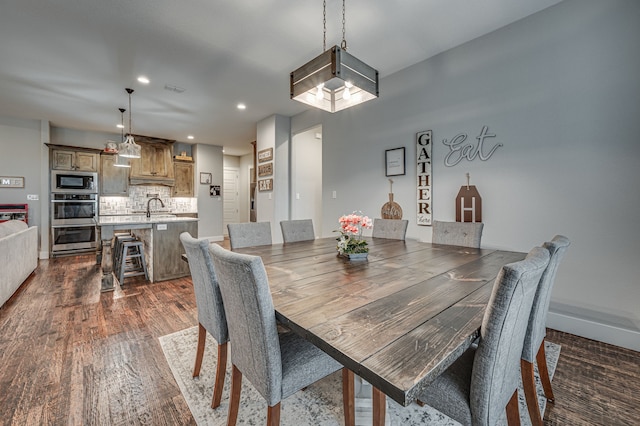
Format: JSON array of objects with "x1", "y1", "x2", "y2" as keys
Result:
[{"x1": 233, "y1": 237, "x2": 526, "y2": 425}]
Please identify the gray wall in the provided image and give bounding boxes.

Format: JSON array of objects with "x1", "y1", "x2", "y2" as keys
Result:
[
  {"x1": 0, "y1": 117, "x2": 44, "y2": 254},
  {"x1": 292, "y1": 0, "x2": 640, "y2": 350},
  {"x1": 193, "y1": 143, "x2": 224, "y2": 240}
]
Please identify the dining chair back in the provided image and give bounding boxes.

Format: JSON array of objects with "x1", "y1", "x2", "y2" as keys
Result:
[
  {"x1": 521, "y1": 235, "x2": 570, "y2": 425},
  {"x1": 432, "y1": 220, "x2": 484, "y2": 248},
  {"x1": 280, "y1": 219, "x2": 315, "y2": 243},
  {"x1": 418, "y1": 246, "x2": 550, "y2": 425},
  {"x1": 371, "y1": 218, "x2": 409, "y2": 240},
  {"x1": 227, "y1": 221, "x2": 272, "y2": 250},
  {"x1": 179, "y1": 232, "x2": 229, "y2": 409},
  {"x1": 208, "y1": 243, "x2": 352, "y2": 425}
]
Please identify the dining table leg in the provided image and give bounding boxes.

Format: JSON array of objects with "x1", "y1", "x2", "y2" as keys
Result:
[
  {"x1": 342, "y1": 369, "x2": 355, "y2": 426},
  {"x1": 372, "y1": 386, "x2": 386, "y2": 426}
]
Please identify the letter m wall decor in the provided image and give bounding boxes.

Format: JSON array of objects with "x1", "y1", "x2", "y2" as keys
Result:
[{"x1": 416, "y1": 131, "x2": 432, "y2": 226}]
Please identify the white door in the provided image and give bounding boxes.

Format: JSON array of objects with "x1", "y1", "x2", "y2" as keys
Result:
[{"x1": 223, "y1": 167, "x2": 240, "y2": 235}]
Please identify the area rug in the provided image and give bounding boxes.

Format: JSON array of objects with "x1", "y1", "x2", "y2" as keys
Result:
[{"x1": 159, "y1": 327, "x2": 560, "y2": 425}]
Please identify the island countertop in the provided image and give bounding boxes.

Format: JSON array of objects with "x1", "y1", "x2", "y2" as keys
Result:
[{"x1": 96, "y1": 215, "x2": 199, "y2": 226}]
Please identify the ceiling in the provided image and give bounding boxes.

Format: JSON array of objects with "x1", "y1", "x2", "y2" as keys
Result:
[{"x1": 0, "y1": 0, "x2": 562, "y2": 156}]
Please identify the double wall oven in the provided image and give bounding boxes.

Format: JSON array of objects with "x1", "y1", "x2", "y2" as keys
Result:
[{"x1": 50, "y1": 171, "x2": 99, "y2": 255}]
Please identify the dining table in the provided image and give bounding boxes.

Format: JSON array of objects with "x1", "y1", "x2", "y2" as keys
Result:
[{"x1": 232, "y1": 236, "x2": 526, "y2": 426}]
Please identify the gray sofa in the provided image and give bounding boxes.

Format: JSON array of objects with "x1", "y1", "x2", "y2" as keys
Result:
[{"x1": 0, "y1": 220, "x2": 38, "y2": 307}]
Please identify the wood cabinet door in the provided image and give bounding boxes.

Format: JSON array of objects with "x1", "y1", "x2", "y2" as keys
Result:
[
  {"x1": 130, "y1": 142, "x2": 174, "y2": 178},
  {"x1": 74, "y1": 152, "x2": 98, "y2": 172},
  {"x1": 51, "y1": 149, "x2": 75, "y2": 170},
  {"x1": 51, "y1": 149, "x2": 98, "y2": 171},
  {"x1": 100, "y1": 154, "x2": 129, "y2": 196},
  {"x1": 172, "y1": 162, "x2": 194, "y2": 197}
]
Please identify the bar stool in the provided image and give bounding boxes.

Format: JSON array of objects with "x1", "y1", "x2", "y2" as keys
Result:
[
  {"x1": 113, "y1": 233, "x2": 135, "y2": 278},
  {"x1": 117, "y1": 240, "x2": 149, "y2": 285}
]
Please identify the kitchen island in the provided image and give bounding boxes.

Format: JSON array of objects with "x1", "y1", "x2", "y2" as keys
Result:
[{"x1": 96, "y1": 215, "x2": 198, "y2": 292}]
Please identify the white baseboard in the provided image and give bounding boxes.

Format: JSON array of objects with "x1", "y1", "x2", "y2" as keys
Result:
[
  {"x1": 547, "y1": 311, "x2": 640, "y2": 352},
  {"x1": 39, "y1": 251, "x2": 49, "y2": 259}
]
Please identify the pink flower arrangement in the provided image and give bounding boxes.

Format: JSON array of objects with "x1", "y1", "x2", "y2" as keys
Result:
[
  {"x1": 338, "y1": 213, "x2": 373, "y2": 237},
  {"x1": 336, "y1": 212, "x2": 372, "y2": 255}
]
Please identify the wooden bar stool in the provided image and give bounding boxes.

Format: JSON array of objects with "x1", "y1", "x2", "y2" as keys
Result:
[
  {"x1": 113, "y1": 233, "x2": 135, "y2": 279},
  {"x1": 117, "y1": 240, "x2": 149, "y2": 285}
]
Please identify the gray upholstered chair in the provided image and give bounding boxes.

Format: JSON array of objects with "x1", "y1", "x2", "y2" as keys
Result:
[
  {"x1": 280, "y1": 219, "x2": 315, "y2": 243},
  {"x1": 432, "y1": 220, "x2": 484, "y2": 248},
  {"x1": 179, "y1": 232, "x2": 229, "y2": 409},
  {"x1": 208, "y1": 243, "x2": 352, "y2": 426},
  {"x1": 227, "y1": 221, "x2": 272, "y2": 250},
  {"x1": 521, "y1": 235, "x2": 570, "y2": 426},
  {"x1": 417, "y1": 246, "x2": 550, "y2": 426},
  {"x1": 371, "y1": 218, "x2": 409, "y2": 240}
]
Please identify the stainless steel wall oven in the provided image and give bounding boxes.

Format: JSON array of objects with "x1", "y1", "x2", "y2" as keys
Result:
[{"x1": 50, "y1": 172, "x2": 99, "y2": 256}]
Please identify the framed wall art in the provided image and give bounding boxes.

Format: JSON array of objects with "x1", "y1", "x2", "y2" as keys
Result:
[
  {"x1": 258, "y1": 162, "x2": 273, "y2": 177},
  {"x1": 258, "y1": 178, "x2": 273, "y2": 191},
  {"x1": 385, "y1": 147, "x2": 405, "y2": 176},
  {"x1": 258, "y1": 148, "x2": 273, "y2": 163},
  {"x1": 200, "y1": 172, "x2": 212, "y2": 184}
]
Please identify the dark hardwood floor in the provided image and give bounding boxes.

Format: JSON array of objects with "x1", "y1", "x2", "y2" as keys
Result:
[{"x1": 0, "y1": 252, "x2": 638, "y2": 425}]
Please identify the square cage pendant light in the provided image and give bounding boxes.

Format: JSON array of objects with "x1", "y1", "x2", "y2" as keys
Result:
[{"x1": 290, "y1": 45, "x2": 378, "y2": 113}]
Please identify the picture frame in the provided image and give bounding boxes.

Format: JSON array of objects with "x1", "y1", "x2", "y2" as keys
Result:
[
  {"x1": 258, "y1": 162, "x2": 273, "y2": 177},
  {"x1": 258, "y1": 178, "x2": 273, "y2": 192},
  {"x1": 200, "y1": 172, "x2": 212, "y2": 184},
  {"x1": 257, "y1": 148, "x2": 273, "y2": 163},
  {"x1": 385, "y1": 147, "x2": 405, "y2": 176}
]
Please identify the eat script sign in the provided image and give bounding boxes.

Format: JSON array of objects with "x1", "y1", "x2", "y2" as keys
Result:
[{"x1": 442, "y1": 126, "x2": 502, "y2": 167}]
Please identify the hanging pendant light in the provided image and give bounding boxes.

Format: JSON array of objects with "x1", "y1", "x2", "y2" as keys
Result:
[
  {"x1": 290, "y1": 0, "x2": 378, "y2": 113},
  {"x1": 114, "y1": 108, "x2": 131, "y2": 168},
  {"x1": 118, "y1": 88, "x2": 141, "y2": 158}
]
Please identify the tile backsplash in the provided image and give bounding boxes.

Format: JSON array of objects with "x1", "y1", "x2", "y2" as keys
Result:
[{"x1": 100, "y1": 185, "x2": 197, "y2": 215}]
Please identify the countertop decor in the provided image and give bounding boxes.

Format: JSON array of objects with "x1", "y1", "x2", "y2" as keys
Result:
[{"x1": 335, "y1": 212, "x2": 372, "y2": 257}]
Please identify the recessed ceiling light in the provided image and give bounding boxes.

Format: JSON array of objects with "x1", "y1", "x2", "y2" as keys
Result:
[
  {"x1": 116, "y1": 124, "x2": 124, "y2": 129},
  {"x1": 137, "y1": 76, "x2": 150, "y2": 84},
  {"x1": 187, "y1": 135, "x2": 194, "y2": 140},
  {"x1": 237, "y1": 103, "x2": 246, "y2": 110}
]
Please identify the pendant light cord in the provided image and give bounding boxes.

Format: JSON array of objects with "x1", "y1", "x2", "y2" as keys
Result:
[
  {"x1": 323, "y1": 0, "x2": 326, "y2": 51},
  {"x1": 128, "y1": 91, "x2": 133, "y2": 137},
  {"x1": 323, "y1": 0, "x2": 347, "y2": 51},
  {"x1": 341, "y1": 0, "x2": 347, "y2": 50}
]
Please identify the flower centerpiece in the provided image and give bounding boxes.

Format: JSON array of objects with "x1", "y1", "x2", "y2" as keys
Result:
[{"x1": 335, "y1": 212, "x2": 373, "y2": 259}]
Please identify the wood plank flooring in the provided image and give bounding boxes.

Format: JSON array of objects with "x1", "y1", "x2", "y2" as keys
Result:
[{"x1": 0, "y1": 251, "x2": 638, "y2": 425}]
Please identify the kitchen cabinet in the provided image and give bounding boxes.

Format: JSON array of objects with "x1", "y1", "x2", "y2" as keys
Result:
[
  {"x1": 172, "y1": 161, "x2": 194, "y2": 197},
  {"x1": 100, "y1": 154, "x2": 129, "y2": 196},
  {"x1": 129, "y1": 138, "x2": 175, "y2": 186},
  {"x1": 51, "y1": 148, "x2": 99, "y2": 172}
]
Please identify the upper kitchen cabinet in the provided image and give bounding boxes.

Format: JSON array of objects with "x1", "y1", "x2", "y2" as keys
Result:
[
  {"x1": 172, "y1": 161, "x2": 194, "y2": 197},
  {"x1": 50, "y1": 146, "x2": 99, "y2": 172},
  {"x1": 100, "y1": 153, "x2": 129, "y2": 196},
  {"x1": 128, "y1": 137, "x2": 175, "y2": 186}
]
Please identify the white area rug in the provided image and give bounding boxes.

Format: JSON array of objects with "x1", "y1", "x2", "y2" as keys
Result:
[{"x1": 159, "y1": 327, "x2": 560, "y2": 425}]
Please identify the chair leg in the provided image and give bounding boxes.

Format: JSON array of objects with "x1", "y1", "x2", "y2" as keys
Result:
[
  {"x1": 372, "y1": 386, "x2": 386, "y2": 426},
  {"x1": 211, "y1": 342, "x2": 228, "y2": 409},
  {"x1": 536, "y1": 339, "x2": 555, "y2": 403},
  {"x1": 227, "y1": 365, "x2": 242, "y2": 426},
  {"x1": 193, "y1": 323, "x2": 206, "y2": 377},
  {"x1": 505, "y1": 390, "x2": 521, "y2": 426},
  {"x1": 342, "y1": 369, "x2": 355, "y2": 426},
  {"x1": 267, "y1": 402, "x2": 281, "y2": 426},
  {"x1": 521, "y1": 359, "x2": 543, "y2": 426}
]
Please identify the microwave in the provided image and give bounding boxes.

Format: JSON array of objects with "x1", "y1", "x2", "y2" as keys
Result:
[{"x1": 51, "y1": 170, "x2": 98, "y2": 193}]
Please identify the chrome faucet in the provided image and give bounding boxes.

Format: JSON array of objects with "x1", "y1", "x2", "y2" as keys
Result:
[{"x1": 146, "y1": 197, "x2": 165, "y2": 218}]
